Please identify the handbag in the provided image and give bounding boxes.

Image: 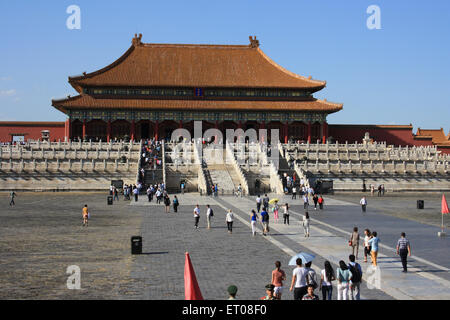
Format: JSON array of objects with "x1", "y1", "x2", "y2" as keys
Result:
[{"x1": 348, "y1": 240, "x2": 352, "y2": 246}]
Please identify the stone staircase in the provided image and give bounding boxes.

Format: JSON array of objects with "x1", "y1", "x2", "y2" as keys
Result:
[{"x1": 202, "y1": 146, "x2": 239, "y2": 195}]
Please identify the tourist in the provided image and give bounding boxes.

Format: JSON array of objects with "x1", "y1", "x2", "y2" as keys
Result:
[
  {"x1": 283, "y1": 203, "x2": 290, "y2": 225},
  {"x1": 377, "y1": 185, "x2": 382, "y2": 197},
  {"x1": 319, "y1": 261, "x2": 335, "y2": 300},
  {"x1": 305, "y1": 261, "x2": 318, "y2": 290},
  {"x1": 226, "y1": 209, "x2": 234, "y2": 234},
  {"x1": 318, "y1": 195, "x2": 324, "y2": 210},
  {"x1": 272, "y1": 201, "x2": 279, "y2": 223},
  {"x1": 173, "y1": 196, "x2": 179, "y2": 213},
  {"x1": 133, "y1": 186, "x2": 139, "y2": 202},
  {"x1": 180, "y1": 182, "x2": 185, "y2": 194},
  {"x1": 9, "y1": 191, "x2": 17, "y2": 206},
  {"x1": 360, "y1": 196, "x2": 367, "y2": 212},
  {"x1": 261, "y1": 284, "x2": 275, "y2": 300},
  {"x1": 256, "y1": 195, "x2": 262, "y2": 213},
  {"x1": 206, "y1": 204, "x2": 213, "y2": 229},
  {"x1": 349, "y1": 227, "x2": 360, "y2": 259},
  {"x1": 109, "y1": 185, "x2": 114, "y2": 196},
  {"x1": 164, "y1": 195, "x2": 171, "y2": 213},
  {"x1": 381, "y1": 184, "x2": 385, "y2": 196},
  {"x1": 312, "y1": 194, "x2": 319, "y2": 210},
  {"x1": 368, "y1": 231, "x2": 380, "y2": 266},
  {"x1": 292, "y1": 186, "x2": 297, "y2": 199},
  {"x1": 363, "y1": 229, "x2": 372, "y2": 263},
  {"x1": 302, "y1": 212, "x2": 310, "y2": 237},
  {"x1": 302, "y1": 284, "x2": 319, "y2": 300},
  {"x1": 156, "y1": 188, "x2": 162, "y2": 204},
  {"x1": 193, "y1": 204, "x2": 200, "y2": 229},
  {"x1": 303, "y1": 193, "x2": 309, "y2": 210},
  {"x1": 82, "y1": 204, "x2": 89, "y2": 227},
  {"x1": 113, "y1": 186, "x2": 119, "y2": 201},
  {"x1": 289, "y1": 258, "x2": 308, "y2": 300},
  {"x1": 348, "y1": 254, "x2": 363, "y2": 300},
  {"x1": 227, "y1": 285, "x2": 238, "y2": 300},
  {"x1": 250, "y1": 209, "x2": 258, "y2": 236},
  {"x1": 263, "y1": 194, "x2": 269, "y2": 212},
  {"x1": 396, "y1": 232, "x2": 411, "y2": 273},
  {"x1": 271, "y1": 261, "x2": 286, "y2": 300},
  {"x1": 147, "y1": 186, "x2": 152, "y2": 202},
  {"x1": 260, "y1": 208, "x2": 269, "y2": 236},
  {"x1": 336, "y1": 260, "x2": 352, "y2": 300}
]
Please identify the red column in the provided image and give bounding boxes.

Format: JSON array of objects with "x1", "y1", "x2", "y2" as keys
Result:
[
  {"x1": 130, "y1": 120, "x2": 135, "y2": 142},
  {"x1": 154, "y1": 120, "x2": 159, "y2": 140},
  {"x1": 65, "y1": 119, "x2": 72, "y2": 141},
  {"x1": 322, "y1": 121, "x2": 328, "y2": 144},
  {"x1": 284, "y1": 121, "x2": 288, "y2": 143},
  {"x1": 260, "y1": 121, "x2": 265, "y2": 142},
  {"x1": 107, "y1": 120, "x2": 111, "y2": 142},
  {"x1": 307, "y1": 121, "x2": 311, "y2": 143},
  {"x1": 179, "y1": 120, "x2": 183, "y2": 129},
  {"x1": 82, "y1": 119, "x2": 86, "y2": 140}
]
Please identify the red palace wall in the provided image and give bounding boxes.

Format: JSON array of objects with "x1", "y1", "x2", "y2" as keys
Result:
[
  {"x1": 0, "y1": 122, "x2": 66, "y2": 143},
  {"x1": 328, "y1": 124, "x2": 433, "y2": 147}
]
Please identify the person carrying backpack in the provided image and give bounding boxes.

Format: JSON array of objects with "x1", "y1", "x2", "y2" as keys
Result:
[{"x1": 348, "y1": 254, "x2": 363, "y2": 300}]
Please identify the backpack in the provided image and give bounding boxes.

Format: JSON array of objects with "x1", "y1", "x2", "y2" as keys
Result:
[
  {"x1": 348, "y1": 263, "x2": 362, "y2": 283},
  {"x1": 209, "y1": 208, "x2": 214, "y2": 217},
  {"x1": 306, "y1": 271, "x2": 318, "y2": 289}
]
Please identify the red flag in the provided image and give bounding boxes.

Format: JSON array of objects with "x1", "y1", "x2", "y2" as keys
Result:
[
  {"x1": 442, "y1": 194, "x2": 449, "y2": 215},
  {"x1": 184, "y1": 252, "x2": 203, "y2": 300}
]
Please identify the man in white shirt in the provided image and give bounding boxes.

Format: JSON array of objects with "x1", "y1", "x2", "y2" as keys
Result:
[
  {"x1": 290, "y1": 258, "x2": 308, "y2": 300},
  {"x1": 206, "y1": 204, "x2": 213, "y2": 229},
  {"x1": 256, "y1": 195, "x2": 262, "y2": 213},
  {"x1": 226, "y1": 209, "x2": 234, "y2": 234},
  {"x1": 360, "y1": 197, "x2": 367, "y2": 212},
  {"x1": 193, "y1": 205, "x2": 200, "y2": 229}
]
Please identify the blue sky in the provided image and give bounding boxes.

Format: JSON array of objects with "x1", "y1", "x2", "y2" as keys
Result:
[{"x1": 0, "y1": 0, "x2": 449, "y2": 133}]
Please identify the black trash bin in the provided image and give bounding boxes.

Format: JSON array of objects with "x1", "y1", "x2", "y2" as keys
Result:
[
  {"x1": 131, "y1": 236, "x2": 142, "y2": 254},
  {"x1": 107, "y1": 196, "x2": 113, "y2": 205},
  {"x1": 417, "y1": 200, "x2": 424, "y2": 209}
]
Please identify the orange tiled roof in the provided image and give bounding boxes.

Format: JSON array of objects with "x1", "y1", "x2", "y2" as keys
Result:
[
  {"x1": 68, "y1": 34, "x2": 326, "y2": 92},
  {"x1": 416, "y1": 128, "x2": 450, "y2": 146},
  {"x1": 52, "y1": 94, "x2": 343, "y2": 113}
]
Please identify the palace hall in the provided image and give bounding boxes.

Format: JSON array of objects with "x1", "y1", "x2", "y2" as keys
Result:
[{"x1": 51, "y1": 34, "x2": 343, "y2": 143}]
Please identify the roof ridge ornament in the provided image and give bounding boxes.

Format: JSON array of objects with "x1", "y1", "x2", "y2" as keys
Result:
[
  {"x1": 132, "y1": 33, "x2": 143, "y2": 46},
  {"x1": 249, "y1": 35, "x2": 259, "y2": 48}
]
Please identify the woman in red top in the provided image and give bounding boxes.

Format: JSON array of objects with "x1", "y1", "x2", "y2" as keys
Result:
[{"x1": 318, "y1": 195, "x2": 324, "y2": 210}]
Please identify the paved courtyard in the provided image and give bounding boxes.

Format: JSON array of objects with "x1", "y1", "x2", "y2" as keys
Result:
[{"x1": 0, "y1": 191, "x2": 449, "y2": 300}]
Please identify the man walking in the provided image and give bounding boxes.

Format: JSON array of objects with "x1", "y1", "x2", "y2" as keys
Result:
[
  {"x1": 263, "y1": 194, "x2": 269, "y2": 212},
  {"x1": 303, "y1": 194, "x2": 309, "y2": 210},
  {"x1": 396, "y1": 232, "x2": 411, "y2": 272},
  {"x1": 206, "y1": 204, "x2": 213, "y2": 229},
  {"x1": 368, "y1": 231, "x2": 380, "y2": 266},
  {"x1": 226, "y1": 209, "x2": 234, "y2": 234},
  {"x1": 348, "y1": 254, "x2": 362, "y2": 300},
  {"x1": 289, "y1": 258, "x2": 308, "y2": 300},
  {"x1": 9, "y1": 191, "x2": 17, "y2": 206},
  {"x1": 292, "y1": 186, "x2": 297, "y2": 199},
  {"x1": 193, "y1": 204, "x2": 200, "y2": 229},
  {"x1": 256, "y1": 195, "x2": 262, "y2": 213},
  {"x1": 360, "y1": 196, "x2": 367, "y2": 212}
]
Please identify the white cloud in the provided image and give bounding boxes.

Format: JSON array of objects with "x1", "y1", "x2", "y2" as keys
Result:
[{"x1": 0, "y1": 89, "x2": 17, "y2": 97}]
